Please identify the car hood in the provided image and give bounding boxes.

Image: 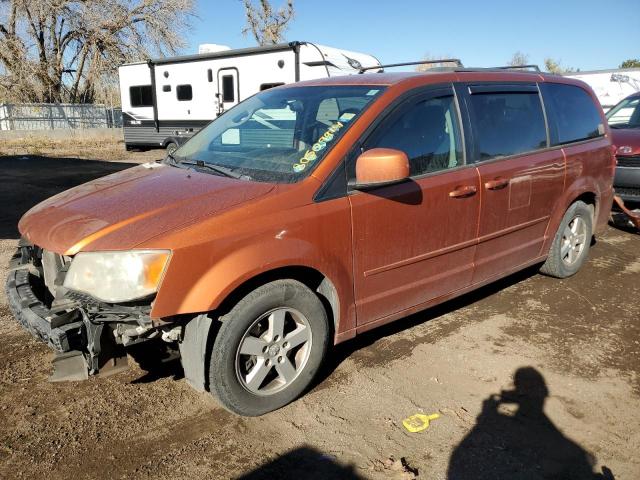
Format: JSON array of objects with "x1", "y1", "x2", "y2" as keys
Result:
[
  {"x1": 19, "y1": 163, "x2": 275, "y2": 254},
  {"x1": 611, "y1": 128, "x2": 640, "y2": 155}
]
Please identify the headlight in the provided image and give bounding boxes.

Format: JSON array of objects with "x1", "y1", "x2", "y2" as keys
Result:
[
  {"x1": 64, "y1": 250, "x2": 170, "y2": 303},
  {"x1": 617, "y1": 145, "x2": 633, "y2": 155}
]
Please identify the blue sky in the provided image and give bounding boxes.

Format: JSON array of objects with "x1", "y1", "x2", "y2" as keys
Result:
[{"x1": 188, "y1": 0, "x2": 639, "y2": 71}]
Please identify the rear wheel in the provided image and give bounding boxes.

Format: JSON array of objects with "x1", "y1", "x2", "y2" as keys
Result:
[
  {"x1": 165, "y1": 142, "x2": 178, "y2": 155},
  {"x1": 209, "y1": 280, "x2": 330, "y2": 416},
  {"x1": 540, "y1": 201, "x2": 593, "y2": 278}
]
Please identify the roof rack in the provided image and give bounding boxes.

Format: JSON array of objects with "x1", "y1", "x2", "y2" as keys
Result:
[
  {"x1": 358, "y1": 59, "x2": 464, "y2": 74},
  {"x1": 490, "y1": 64, "x2": 541, "y2": 72}
]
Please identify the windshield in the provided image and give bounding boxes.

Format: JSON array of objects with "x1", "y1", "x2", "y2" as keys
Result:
[
  {"x1": 606, "y1": 96, "x2": 640, "y2": 129},
  {"x1": 174, "y1": 85, "x2": 385, "y2": 182}
]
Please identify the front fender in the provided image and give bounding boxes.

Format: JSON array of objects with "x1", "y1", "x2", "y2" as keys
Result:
[
  {"x1": 150, "y1": 235, "x2": 355, "y2": 332},
  {"x1": 183, "y1": 237, "x2": 330, "y2": 311}
]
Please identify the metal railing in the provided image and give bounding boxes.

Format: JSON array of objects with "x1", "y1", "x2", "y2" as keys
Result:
[{"x1": 0, "y1": 103, "x2": 122, "y2": 131}]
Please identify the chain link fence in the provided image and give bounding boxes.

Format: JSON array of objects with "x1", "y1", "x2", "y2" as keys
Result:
[{"x1": 0, "y1": 103, "x2": 122, "y2": 131}]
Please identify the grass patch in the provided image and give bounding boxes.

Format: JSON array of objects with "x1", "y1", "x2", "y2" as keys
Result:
[{"x1": 0, "y1": 133, "x2": 160, "y2": 163}]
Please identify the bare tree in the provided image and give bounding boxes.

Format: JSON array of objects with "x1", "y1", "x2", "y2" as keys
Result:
[
  {"x1": 0, "y1": 0, "x2": 194, "y2": 104},
  {"x1": 544, "y1": 58, "x2": 576, "y2": 74},
  {"x1": 508, "y1": 51, "x2": 530, "y2": 67},
  {"x1": 241, "y1": 0, "x2": 294, "y2": 46},
  {"x1": 415, "y1": 53, "x2": 460, "y2": 71}
]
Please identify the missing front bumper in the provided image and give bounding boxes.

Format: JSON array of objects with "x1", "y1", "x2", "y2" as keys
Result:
[
  {"x1": 5, "y1": 267, "x2": 84, "y2": 353},
  {"x1": 5, "y1": 245, "x2": 149, "y2": 381}
]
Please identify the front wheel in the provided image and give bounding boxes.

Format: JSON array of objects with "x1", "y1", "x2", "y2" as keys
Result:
[
  {"x1": 209, "y1": 280, "x2": 330, "y2": 416},
  {"x1": 540, "y1": 200, "x2": 593, "y2": 278}
]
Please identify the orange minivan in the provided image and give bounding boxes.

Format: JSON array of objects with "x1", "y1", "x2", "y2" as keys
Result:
[{"x1": 7, "y1": 69, "x2": 614, "y2": 415}]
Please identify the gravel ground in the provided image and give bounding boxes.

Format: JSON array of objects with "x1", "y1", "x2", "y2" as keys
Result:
[{"x1": 0, "y1": 149, "x2": 639, "y2": 479}]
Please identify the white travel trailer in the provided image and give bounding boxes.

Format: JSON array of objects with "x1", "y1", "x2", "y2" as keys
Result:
[
  {"x1": 564, "y1": 68, "x2": 640, "y2": 111},
  {"x1": 118, "y1": 41, "x2": 381, "y2": 151}
]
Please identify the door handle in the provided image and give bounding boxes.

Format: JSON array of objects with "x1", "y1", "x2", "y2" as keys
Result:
[
  {"x1": 484, "y1": 178, "x2": 510, "y2": 190},
  {"x1": 449, "y1": 185, "x2": 477, "y2": 198}
]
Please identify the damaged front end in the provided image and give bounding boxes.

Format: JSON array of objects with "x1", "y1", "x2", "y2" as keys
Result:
[{"x1": 5, "y1": 240, "x2": 171, "y2": 381}]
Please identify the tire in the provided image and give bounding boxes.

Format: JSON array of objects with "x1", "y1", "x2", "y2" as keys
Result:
[
  {"x1": 209, "y1": 280, "x2": 330, "y2": 416},
  {"x1": 165, "y1": 142, "x2": 178, "y2": 155},
  {"x1": 540, "y1": 201, "x2": 593, "y2": 278}
]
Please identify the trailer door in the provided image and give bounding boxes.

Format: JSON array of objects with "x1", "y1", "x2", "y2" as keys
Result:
[{"x1": 217, "y1": 68, "x2": 239, "y2": 114}]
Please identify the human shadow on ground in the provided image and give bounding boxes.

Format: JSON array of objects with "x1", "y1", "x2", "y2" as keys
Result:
[{"x1": 447, "y1": 367, "x2": 615, "y2": 480}]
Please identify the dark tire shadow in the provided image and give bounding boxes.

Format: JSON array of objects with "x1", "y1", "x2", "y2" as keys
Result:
[
  {"x1": 238, "y1": 446, "x2": 365, "y2": 479},
  {"x1": 127, "y1": 340, "x2": 184, "y2": 383},
  {"x1": 313, "y1": 265, "x2": 542, "y2": 390}
]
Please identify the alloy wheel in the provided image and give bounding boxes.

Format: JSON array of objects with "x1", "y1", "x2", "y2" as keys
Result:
[
  {"x1": 235, "y1": 308, "x2": 312, "y2": 396},
  {"x1": 561, "y1": 216, "x2": 587, "y2": 265}
]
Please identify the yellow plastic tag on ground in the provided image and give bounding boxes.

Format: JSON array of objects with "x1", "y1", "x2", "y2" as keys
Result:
[{"x1": 402, "y1": 413, "x2": 440, "y2": 433}]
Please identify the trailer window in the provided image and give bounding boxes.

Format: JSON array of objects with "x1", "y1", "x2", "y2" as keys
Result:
[
  {"x1": 129, "y1": 85, "x2": 153, "y2": 107},
  {"x1": 222, "y1": 75, "x2": 235, "y2": 102},
  {"x1": 177, "y1": 84, "x2": 193, "y2": 101}
]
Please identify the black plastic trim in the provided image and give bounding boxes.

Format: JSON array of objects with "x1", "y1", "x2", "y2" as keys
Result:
[
  {"x1": 468, "y1": 83, "x2": 539, "y2": 94},
  {"x1": 148, "y1": 61, "x2": 159, "y2": 132},
  {"x1": 5, "y1": 266, "x2": 83, "y2": 353},
  {"x1": 293, "y1": 42, "x2": 301, "y2": 81}
]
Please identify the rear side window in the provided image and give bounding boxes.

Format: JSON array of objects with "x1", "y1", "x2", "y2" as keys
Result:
[
  {"x1": 469, "y1": 91, "x2": 547, "y2": 160},
  {"x1": 176, "y1": 84, "x2": 193, "y2": 101},
  {"x1": 129, "y1": 85, "x2": 153, "y2": 107},
  {"x1": 541, "y1": 83, "x2": 603, "y2": 145}
]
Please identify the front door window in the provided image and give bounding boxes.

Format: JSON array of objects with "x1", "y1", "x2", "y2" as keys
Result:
[{"x1": 366, "y1": 95, "x2": 464, "y2": 176}]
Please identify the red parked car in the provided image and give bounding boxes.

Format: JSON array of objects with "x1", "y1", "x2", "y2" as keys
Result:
[{"x1": 607, "y1": 92, "x2": 640, "y2": 203}]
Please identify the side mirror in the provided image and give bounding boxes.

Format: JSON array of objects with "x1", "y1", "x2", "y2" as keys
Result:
[{"x1": 353, "y1": 148, "x2": 410, "y2": 190}]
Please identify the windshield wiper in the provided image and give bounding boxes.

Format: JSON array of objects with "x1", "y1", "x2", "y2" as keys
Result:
[
  {"x1": 178, "y1": 159, "x2": 248, "y2": 180},
  {"x1": 164, "y1": 153, "x2": 180, "y2": 165}
]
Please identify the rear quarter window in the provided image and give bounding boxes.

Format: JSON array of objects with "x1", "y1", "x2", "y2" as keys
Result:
[{"x1": 540, "y1": 83, "x2": 603, "y2": 145}]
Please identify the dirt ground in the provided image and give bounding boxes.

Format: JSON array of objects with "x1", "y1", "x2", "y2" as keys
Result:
[{"x1": 0, "y1": 140, "x2": 639, "y2": 479}]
